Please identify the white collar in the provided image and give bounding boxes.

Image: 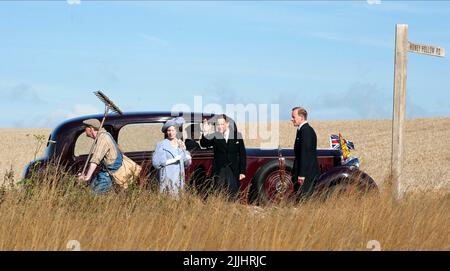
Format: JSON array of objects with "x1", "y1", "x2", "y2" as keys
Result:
[
  {"x1": 223, "y1": 129, "x2": 230, "y2": 141},
  {"x1": 298, "y1": 121, "x2": 308, "y2": 130}
]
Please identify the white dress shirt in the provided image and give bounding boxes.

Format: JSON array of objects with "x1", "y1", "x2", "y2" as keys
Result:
[
  {"x1": 298, "y1": 121, "x2": 308, "y2": 130},
  {"x1": 223, "y1": 129, "x2": 230, "y2": 143}
]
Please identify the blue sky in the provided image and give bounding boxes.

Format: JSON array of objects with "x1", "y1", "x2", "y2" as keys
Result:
[{"x1": 1, "y1": 1, "x2": 449, "y2": 128}]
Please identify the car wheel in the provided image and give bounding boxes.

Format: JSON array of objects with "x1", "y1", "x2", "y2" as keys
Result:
[
  {"x1": 319, "y1": 169, "x2": 378, "y2": 199},
  {"x1": 251, "y1": 160, "x2": 294, "y2": 205}
]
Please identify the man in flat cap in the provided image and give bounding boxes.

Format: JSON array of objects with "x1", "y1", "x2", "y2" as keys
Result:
[{"x1": 78, "y1": 118, "x2": 124, "y2": 194}]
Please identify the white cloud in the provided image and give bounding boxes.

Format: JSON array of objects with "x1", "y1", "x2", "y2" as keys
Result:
[
  {"x1": 0, "y1": 83, "x2": 45, "y2": 104},
  {"x1": 138, "y1": 33, "x2": 169, "y2": 46},
  {"x1": 66, "y1": 104, "x2": 100, "y2": 119},
  {"x1": 67, "y1": 0, "x2": 81, "y2": 5},
  {"x1": 311, "y1": 83, "x2": 391, "y2": 120},
  {"x1": 13, "y1": 104, "x2": 101, "y2": 128},
  {"x1": 367, "y1": 0, "x2": 381, "y2": 5}
]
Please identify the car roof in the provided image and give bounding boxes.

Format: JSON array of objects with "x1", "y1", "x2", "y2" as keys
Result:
[
  {"x1": 49, "y1": 111, "x2": 229, "y2": 137},
  {"x1": 57, "y1": 111, "x2": 218, "y2": 127}
]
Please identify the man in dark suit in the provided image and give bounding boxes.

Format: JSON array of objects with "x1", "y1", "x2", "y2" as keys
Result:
[
  {"x1": 291, "y1": 107, "x2": 320, "y2": 200},
  {"x1": 200, "y1": 114, "x2": 246, "y2": 200}
]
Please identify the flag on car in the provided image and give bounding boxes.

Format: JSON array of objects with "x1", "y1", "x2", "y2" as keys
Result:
[
  {"x1": 339, "y1": 133, "x2": 351, "y2": 160},
  {"x1": 330, "y1": 134, "x2": 355, "y2": 150},
  {"x1": 329, "y1": 134, "x2": 355, "y2": 161}
]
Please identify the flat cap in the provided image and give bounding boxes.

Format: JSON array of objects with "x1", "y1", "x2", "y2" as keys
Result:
[
  {"x1": 82, "y1": 118, "x2": 101, "y2": 130},
  {"x1": 162, "y1": 117, "x2": 185, "y2": 133}
]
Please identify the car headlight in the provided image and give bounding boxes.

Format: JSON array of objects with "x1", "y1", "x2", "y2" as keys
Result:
[{"x1": 342, "y1": 157, "x2": 360, "y2": 168}]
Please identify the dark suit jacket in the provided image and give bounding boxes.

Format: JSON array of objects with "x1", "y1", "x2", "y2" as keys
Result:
[
  {"x1": 291, "y1": 122, "x2": 320, "y2": 196},
  {"x1": 200, "y1": 131, "x2": 247, "y2": 179}
]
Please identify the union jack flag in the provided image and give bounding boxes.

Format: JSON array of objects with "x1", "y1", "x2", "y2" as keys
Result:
[{"x1": 329, "y1": 134, "x2": 355, "y2": 150}]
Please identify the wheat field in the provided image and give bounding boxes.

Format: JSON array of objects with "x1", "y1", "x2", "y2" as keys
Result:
[
  {"x1": 0, "y1": 182, "x2": 448, "y2": 251},
  {"x1": 2, "y1": 118, "x2": 450, "y2": 192},
  {"x1": 0, "y1": 118, "x2": 449, "y2": 250}
]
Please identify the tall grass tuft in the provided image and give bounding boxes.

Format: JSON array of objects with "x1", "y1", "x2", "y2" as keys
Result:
[{"x1": 0, "y1": 163, "x2": 449, "y2": 251}]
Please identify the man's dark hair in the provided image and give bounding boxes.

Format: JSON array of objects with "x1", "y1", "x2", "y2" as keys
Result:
[{"x1": 217, "y1": 114, "x2": 228, "y2": 122}]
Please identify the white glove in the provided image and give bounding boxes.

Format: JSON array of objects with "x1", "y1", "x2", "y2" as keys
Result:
[{"x1": 165, "y1": 155, "x2": 182, "y2": 166}]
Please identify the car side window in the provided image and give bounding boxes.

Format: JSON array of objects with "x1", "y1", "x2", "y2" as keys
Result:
[
  {"x1": 74, "y1": 131, "x2": 94, "y2": 157},
  {"x1": 118, "y1": 123, "x2": 164, "y2": 152}
]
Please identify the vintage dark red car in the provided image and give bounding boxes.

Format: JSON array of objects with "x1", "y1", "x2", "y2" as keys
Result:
[{"x1": 24, "y1": 111, "x2": 377, "y2": 202}]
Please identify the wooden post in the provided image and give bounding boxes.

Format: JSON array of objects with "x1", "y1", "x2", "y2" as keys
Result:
[
  {"x1": 390, "y1": 25, "x2": 444, "y2": 200},
  {"x1": 391, "y1": 24, "x2": 408, "y2": 200}
]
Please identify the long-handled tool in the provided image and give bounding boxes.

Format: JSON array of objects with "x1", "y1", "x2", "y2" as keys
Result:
[{"x1": 81, "y1": 90, "x2": 123, "y2": 177}]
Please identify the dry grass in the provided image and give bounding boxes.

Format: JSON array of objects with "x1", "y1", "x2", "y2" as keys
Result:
[
  {"x1": 0, "y1": 169, "x2": 448, "y2": 250},
  {"x1": 0, "y1": 117, "x2": 449, "y2": 250}
]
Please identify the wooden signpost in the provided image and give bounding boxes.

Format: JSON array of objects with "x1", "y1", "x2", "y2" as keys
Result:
[{"x1": 391, "y1": 24, "x2": 445, "y2": 199}]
